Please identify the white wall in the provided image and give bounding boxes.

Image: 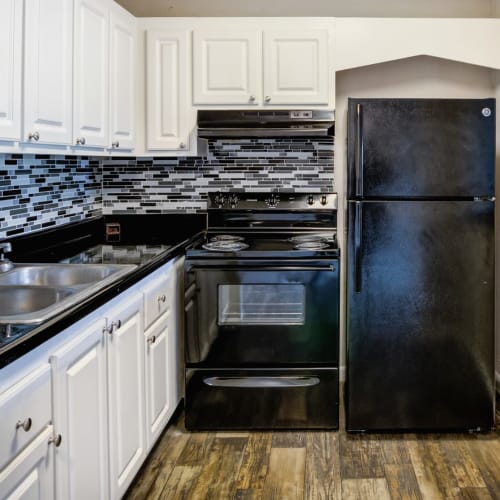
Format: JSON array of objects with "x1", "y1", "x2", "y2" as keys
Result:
[
  {"x1": 115, "y1": 0, "x2": 493, "y2": 17},
  {"x1": 334, "y1": 56, "x2": 496, "y2": 379}
]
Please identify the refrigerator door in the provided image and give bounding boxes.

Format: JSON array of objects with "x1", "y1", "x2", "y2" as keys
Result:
[
  {"x1": 347, "y1": 98, "x2": 495, "y2": 198},
  {"x1": 346, "y1": 200, "x2": 495, "y2": 431}
]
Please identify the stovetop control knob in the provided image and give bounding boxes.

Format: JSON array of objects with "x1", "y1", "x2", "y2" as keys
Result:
[
  {"x1": 320, "y1": 195, "x2": 327, "y2": 206},
  {"x1": 307, "y1": 195, "x2": 314, "y2": 206},
  {"x1": 266, "y1": 194, "x2": 280, "y2": 208},
  {"x1": 229, "y1": 194, "x2": 239, "y2": 208},
  {"x1": 214, "y1": 192, "x2": 226, "y2": 208}
]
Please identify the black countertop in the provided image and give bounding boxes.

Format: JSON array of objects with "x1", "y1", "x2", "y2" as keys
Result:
[{"x1": 0, "y1": 214, "x2": 206, "y2": 368}]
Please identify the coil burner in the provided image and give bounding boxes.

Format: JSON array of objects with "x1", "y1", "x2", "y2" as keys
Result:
[{"x1": 202, "y1": 240, "x2": 249, "y2": 252}]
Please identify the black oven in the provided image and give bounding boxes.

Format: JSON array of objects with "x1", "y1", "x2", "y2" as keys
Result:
[{"x1": 184, "y1": 192, "x2": 339, "y2": 430}]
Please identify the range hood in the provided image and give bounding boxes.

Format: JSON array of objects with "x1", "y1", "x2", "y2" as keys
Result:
[{"x1": 197, "y1": 110, "x2": 334, "y2": 138}]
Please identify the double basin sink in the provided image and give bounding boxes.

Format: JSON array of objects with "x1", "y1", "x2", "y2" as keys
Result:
[{"x1": 0, "y1": 264, "x2": 136, "y2": 325}]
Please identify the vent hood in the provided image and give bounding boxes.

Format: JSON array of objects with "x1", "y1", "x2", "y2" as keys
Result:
[{"x1": 197, "y1": 110, "x2": 334, "y2": 138}]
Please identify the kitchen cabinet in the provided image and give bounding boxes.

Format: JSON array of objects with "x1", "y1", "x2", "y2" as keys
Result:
[
  {"x1": 50, "y1": 317, "x2": 109, "y2": 500},
  {"x1": 24, "y1": 0, "x2": 73, "y2": 146},
  {"x1": 0, "y1": 426, "x2": 55, "y2": 500},
  {"x1": 106, "y1": 294, "x2": 146, "y2": 500},
  {"x1": 192, "y1": 28, "x2": 330, "y2": 106},
  {"x1": 143, "y1": 259, "x2": 182, "y2": 448},
  {"x1": 146, "y1": 30, "x2": 191, "y2": 151},
  {"x1": 0, "y1": 0, "x2": 23, "y2": 141},
  {"x1": 73, "y1": 0, "x2": 109, "y2": 148},
  {"x1": 109, "y1": 4, "x2": 136, "y2": 151}
]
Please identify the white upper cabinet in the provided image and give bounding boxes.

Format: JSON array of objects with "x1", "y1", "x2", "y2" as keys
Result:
[
  {"x1": 192, "y1": 28, "x2": 330, "y2": 106},
  {"x1": 73, "y1": 0, "x2": 109, "y2": 148},
  {"x1": 146, "y1": 30, "x2": 190, "y2": 151},
  {"x1": 193, "y1": 30, "x2": 261, "y2": 105},
  {"x1": 24, "y1": 0, "x2": 73, "y2": 145},
  {"x1": 109, "y1": 5, "x2": 136, "y2": 151},
  {"x1": 0, "y1": 0, "x2": 22, "y2": 141},
  {"x1": 263, "y1": 30, "x2": 329, "y2": 105}
]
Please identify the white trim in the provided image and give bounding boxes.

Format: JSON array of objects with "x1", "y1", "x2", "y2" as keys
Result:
[{"x1": 339, "y1": 365, "x2": 346, "y2": 382}]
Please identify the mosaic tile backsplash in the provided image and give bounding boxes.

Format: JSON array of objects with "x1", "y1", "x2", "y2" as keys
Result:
[
  {"x1": 0, "y1": 137, "x2": 334, "y2": 238},
  {"x1": 0, "y1": 154, "x2": 102, "y2": 239}
]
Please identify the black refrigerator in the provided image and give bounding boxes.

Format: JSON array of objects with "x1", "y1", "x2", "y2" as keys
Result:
[{"x1": 346, "y1": 98, "x2": 496, "y2": 432}]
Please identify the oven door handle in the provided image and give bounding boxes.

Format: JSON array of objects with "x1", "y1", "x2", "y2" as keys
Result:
[
  {"x1": 188, "y1": 265, "x2": 336, "y2": 272},
  {"x1": 203, "y1": 376, "x2": 320, "y2": 388}
]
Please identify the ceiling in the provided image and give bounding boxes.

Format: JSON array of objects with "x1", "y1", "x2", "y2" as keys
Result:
[{"x1": 114, "y1": 0, "x2": 497, "y2": 18}]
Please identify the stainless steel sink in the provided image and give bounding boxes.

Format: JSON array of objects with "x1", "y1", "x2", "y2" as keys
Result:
[
  {"x1": 0, "y1": 264, "x2": 136, "y2": 325},
  {"x1": 0, "y1": 264, "x2": 133, "y2": 287}
]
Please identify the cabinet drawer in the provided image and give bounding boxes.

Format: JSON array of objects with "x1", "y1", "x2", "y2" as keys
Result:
[
  {"x1": 0, "y1": 364, "x2": 51, "y2": 470},
  {"x1": 143, "y1": 274, "x2": 173, "y2": 330}
]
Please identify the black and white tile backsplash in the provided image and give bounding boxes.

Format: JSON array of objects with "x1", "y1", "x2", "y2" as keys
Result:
[
  {"x1": 0, "y1": 154, "x2": 102, "y2": 239},
  {"x1": 0, "y1": 138, "x2": 334, "y2": 239}
]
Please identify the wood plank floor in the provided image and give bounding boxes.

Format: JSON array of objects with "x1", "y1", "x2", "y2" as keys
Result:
[{"x1": 125, "y1": 394, "x2": 500, "y2": 500}]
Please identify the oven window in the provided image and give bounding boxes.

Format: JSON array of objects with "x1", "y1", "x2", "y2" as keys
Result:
[{"x1": 218, "y1": 284, "x2": 305, "y2": 325}]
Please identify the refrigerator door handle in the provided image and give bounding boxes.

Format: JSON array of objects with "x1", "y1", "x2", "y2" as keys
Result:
[
  {"x1": 355, "y1": 104, "x2": 364, "y2": 197},
  {"x1": 354, "y1": 201, "x2": 363, "y2": 293}
]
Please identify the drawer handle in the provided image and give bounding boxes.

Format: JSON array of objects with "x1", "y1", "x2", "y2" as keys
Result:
[
  {"x1": 49, "y1": 434, "x2": 62, "y2": 447},
  {"x1": 203, "y1": 376, "x2": 320, "y2": 388},
  {"x1": 16, "y1": 418, "x2": 32, "y2": 432},
  {"x1": 158, "y1": 295, "x2": 166, "y2": 303},
  {"x1": 147, "y1": 335, "x2": 156, "y2": 345}
]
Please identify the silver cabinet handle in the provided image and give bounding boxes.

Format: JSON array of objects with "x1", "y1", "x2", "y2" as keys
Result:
[
  {"x1": 103, "y1": 319, "x2": 121, "y2": 335},
  {"x1": 16, "y1": 418, "x2": 32, "y2": 432},
  {"x1": 158, "y1": 295, "x2": 166, "y2": 303},
  {"x1": 112, "y1": 141, "x2": 120, "y2": 148},
  {"x1": 75, "y1": 137, "x2": 86, "y2": 146},
  {"x1": 249, "y1": 95, "x2": 256, "y2": 102},
  {"x1": 147, "y1": 335, "x2": 156, "y2": 345},
  {"x1": 28, "y1": 131, "x2": 40, "y2": 141},
  {"x1": 179, "y1": 142, "x2": 186, "y2": 149},
  {"x1": 264, "y1": 96, "x2": 271, "y2": 103},
  {"x1": 48, "y1": 434, "x2": 62, "y2": 447}
]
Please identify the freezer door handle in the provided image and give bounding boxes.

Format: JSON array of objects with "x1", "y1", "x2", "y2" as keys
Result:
[
  {"x1": 354, "y1": 202, "x2": 363, "y2": 293},
  {"x1": 355, "y1": 104, "x2": 364, "y2": 197}
]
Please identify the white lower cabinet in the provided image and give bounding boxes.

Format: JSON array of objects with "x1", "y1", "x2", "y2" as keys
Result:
[
  {"x1": 105, "y1": 294, "x2": 146, "y2": 499},
  {"x1": 0, "y1": 259, "x2": 181, "y2": 500},
  {"x1": 0, "y1": 426, "x2": 55, "y2": 500},
  {"x1": 50, "y1": 317, "x2": 109, "y2": 500}
]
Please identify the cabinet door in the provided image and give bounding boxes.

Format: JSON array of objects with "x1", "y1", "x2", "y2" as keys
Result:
[
  {"x1": 193, "y1": 30, "x2": 261, "y2": 105},
  {"x1": 50, "y1": 318, "x2": 109, "y2": 500},
  {"x1": 73, "y1": 0, "x2": 109, "y2": 148},
  {"x1": 106, "y1": 294, "x2": 146, "y2": 499},
  {"x1": 109, "y1": 7, "x2": 136, "y2": 151},
  {"x1": 0, "y1": 426, "x2": 55, "y2": 500},
  {"x1": 146, "y1": 30, "x2": 190, "y2": 151},
  {"x1": 24, "y1": 0, "x2": 73, "y2": 145},
  {"x1": 144, "y1": 312, "x2": 173, "y2": 449},
  {"x1": 0, "y1": 0, "x2": 22, "y2": 141},
  {"x1": 263, "y1": 30, "x2": 329, "y2": 105}
]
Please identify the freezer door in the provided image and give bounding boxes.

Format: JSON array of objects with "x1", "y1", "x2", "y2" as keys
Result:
[
  {"x1": 346, "y1": 200, "x2": 495, "y2": 431},
  {"x1": 347, "y1": 98, "x2": 495, "y2": 198}
]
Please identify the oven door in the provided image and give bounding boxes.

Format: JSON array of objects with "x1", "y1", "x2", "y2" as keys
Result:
[{"x1": 184, "y1": 259, "x2": 339, "y2": 366}]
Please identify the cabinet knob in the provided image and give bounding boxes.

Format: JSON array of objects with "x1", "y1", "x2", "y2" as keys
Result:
[
  {"x1": 49, "y1": 434, "x2": 62, "y2": 447},
  {"x1": 16, "y1": 418, "x2": 32, "y2": 432},
  {"x1": 158, "y1": 294, "x2": 166, "y2": 303},
  {"x1": 75, "y1": 137, "x2": 86, "y2": 146},
  {"x1": 249, "y1": 95, "x2": 256, "y2": 102},
  {"x1": 103, "y1": 319, "x2": 121, "y2": 335},
  {"x1": 264, "y1": 96, "x2": 271, "y2": 103},
  {"x1": 112, "y1": 141, "x2": 120, "y2": 148},
  {"x1": 147, "y1": 335, "x2": 156, "y2": 345},
  {"x1": 179, "y1": 142, "x2": 186, "y2": 149},
  {"x1": 28, "y1": 131, "x2": 40, "y2": 142}
]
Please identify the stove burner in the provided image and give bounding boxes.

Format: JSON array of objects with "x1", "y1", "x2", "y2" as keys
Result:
[
  {"x1": 202, "y1": 241, "x2": 250, "y2": 252},
  {"x1": 209, "y1": 235, "x2": 244, "y2": 243},
  {"x1": 289, "y1": 234, "x2": 333, "y2": 243},
  {"x1": 294, "y1": 241, "x2": 331, "y2": 250}
]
